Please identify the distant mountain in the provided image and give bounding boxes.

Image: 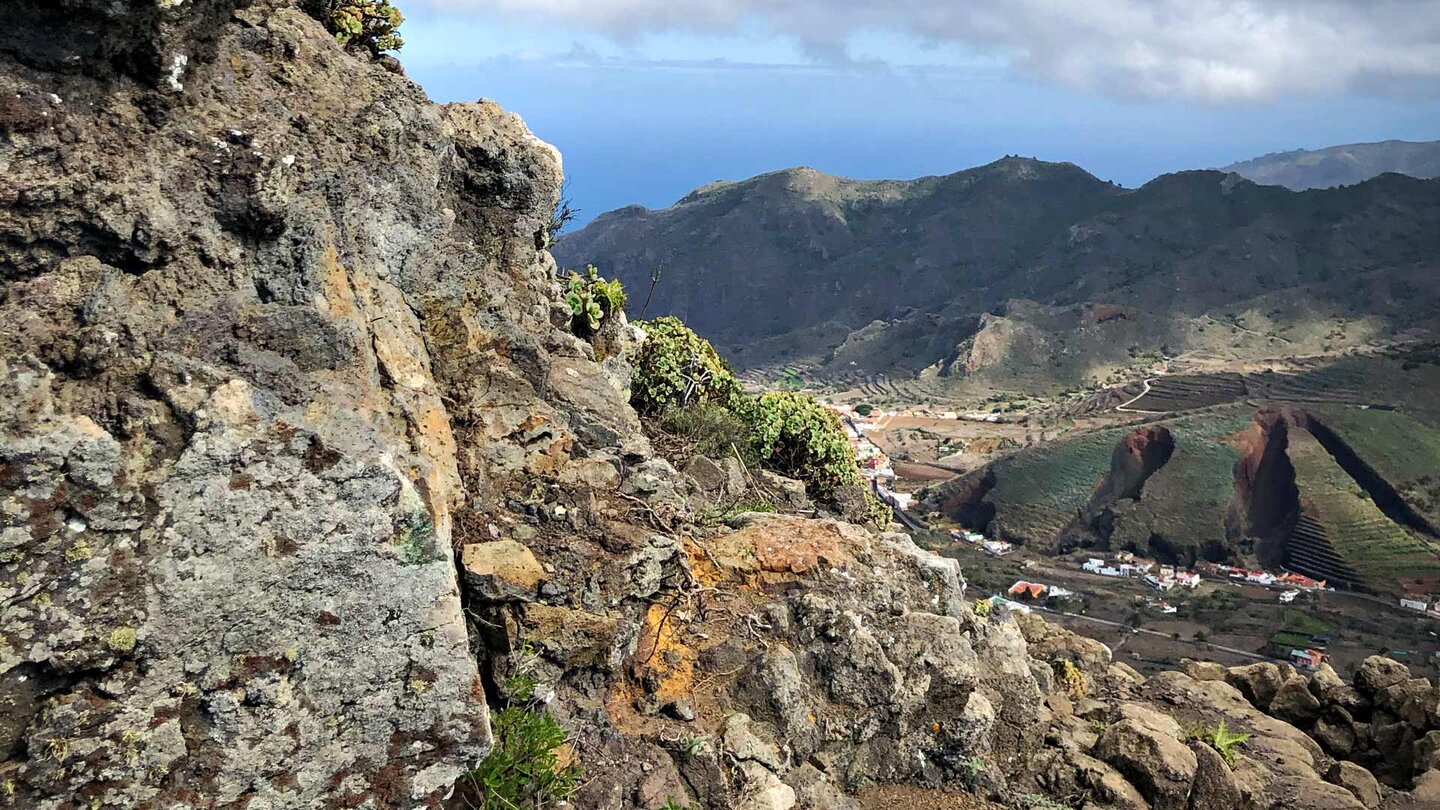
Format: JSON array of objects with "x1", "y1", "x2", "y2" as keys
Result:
[
  {"x1": 1221, "y1": 139, "x2": 1440, "y2": 190},
  {"x1": 555, "y1": 157, "x2": 1440, "y2": 388}
]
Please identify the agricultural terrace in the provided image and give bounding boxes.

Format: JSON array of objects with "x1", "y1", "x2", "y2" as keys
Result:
[
  {"x1": 1109, "y1": 409, "x2": 1257, "y2": 557},
  {"x1": 1287, "y1": 430, "x2": 1440, "y2": 587}
]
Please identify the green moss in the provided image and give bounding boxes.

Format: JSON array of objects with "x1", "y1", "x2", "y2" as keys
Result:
[{"x1": 394, "y1": 511, "x2": 436, "y2": 566}]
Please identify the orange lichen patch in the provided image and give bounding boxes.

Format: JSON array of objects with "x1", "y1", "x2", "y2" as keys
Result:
[
  {"x1": 631, "y1": 602, "x2": 697, "y2": 704},
  {"x1": 318, "y1": 243, "x2": 359, "y2": 320},
  {"x1": 700, "y1": 517, "x2": 857, "y2": 585},
  {"x1": 680, "y1": 538, "x2": 731, "y2": 590}
]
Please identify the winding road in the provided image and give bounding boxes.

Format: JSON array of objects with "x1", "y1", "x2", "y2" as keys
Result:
[{"x1": 1115, "y1": 377, "x2": 1165, "y2": 414}]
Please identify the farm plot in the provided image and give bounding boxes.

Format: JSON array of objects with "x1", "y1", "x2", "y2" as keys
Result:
[
  {"x1": 1127, "y1": 373, "x2": 1249, "y2": 412},
  {"x1": 1287, "y1": 430, "x2": 1440, "y2": 590}
]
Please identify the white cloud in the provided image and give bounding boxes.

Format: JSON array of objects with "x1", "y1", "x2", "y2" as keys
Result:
[{"x1": 405, "y1": 0, "x2": 1440, "y2": 101}]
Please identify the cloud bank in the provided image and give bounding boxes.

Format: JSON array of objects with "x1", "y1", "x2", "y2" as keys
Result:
[{"x1": 407, "y1": 0, "x2": 1440, "y2": 102}]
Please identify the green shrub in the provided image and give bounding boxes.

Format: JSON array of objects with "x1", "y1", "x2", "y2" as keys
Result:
[
  {"x1": 855, "y1": 403, "x2": 874, "y2": 416},
  {"x1": 632, "y1": 317, "x2": 742, "y2": 415},
  {"x1": 737, "y1": 392, "x2": 862, "y2": 498},
  {"x1": 657, "y1": 402, "x2": 755, "y2": 463},
  {"x1": 973, "y1": 598, "x2": 993, "y2": 618},
  {"x1": 564, "y1": 265, "x2": 626, "y2": 337},
  {"x1": 463, "y1": 707, "x2": 580, "y2": 810},
  {"x1": 327, "y1": 1, "x2": 404, "y2": 53}
]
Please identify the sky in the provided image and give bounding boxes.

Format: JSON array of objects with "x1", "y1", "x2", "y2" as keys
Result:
[{"x1": 398, "y1": 0, "x2": 1440, "y2": 228}]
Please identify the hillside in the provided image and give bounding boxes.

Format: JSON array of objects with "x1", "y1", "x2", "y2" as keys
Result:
[
  {"x1": 920, "y1": 348, "x2": 1440, "y2": 596},
  {"x1": 1222, "y1": 139, "x2": 1440, "y2": 190},
  {"x1": 556, "y1": 161, "x2": 1440, "y2": 386}
]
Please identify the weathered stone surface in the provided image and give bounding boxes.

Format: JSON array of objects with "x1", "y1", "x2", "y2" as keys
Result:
[
  {"x1": 1272, "y1": 677, "x2": 1324, "y2": 726},
  {"x1": 1356, "y1": 656, "x2": 1412, "y2": 696},
  {"x1": 1327, "y1": 760, "x2": 1382, "y2": 808},
  {"x1": 1094, "y1": 714, "x2": 1197, "y2": 810},
  {"x1": 1184, "y1": 660, "x2": 1228, "y2": 682},
  {"x1": 1226, "y1": 662, "x2": 1285, "y2": 710},
  {"x1": 0, "y1": 0, "x2": 646, "y2": 805},
  {"x1": 461, "y1": 539, "x2": 547, "y2": 601},
  {"x1": 1189, "y1": 740, "x2": 1244, "y2": 810}
]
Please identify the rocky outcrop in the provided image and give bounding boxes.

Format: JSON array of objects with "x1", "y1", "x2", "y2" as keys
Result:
[
  {"x1": 0, "y1": 0, "x2": 630, "y2": 806},
  {"x1": 4, "y1": 3, "x2": 1435, "y2": 810}
]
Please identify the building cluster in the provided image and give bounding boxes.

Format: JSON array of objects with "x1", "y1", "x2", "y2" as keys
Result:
[
  {"x1": 950, "y1": 529, "x2": 1014, "y2": 557},
  {"x1": 1142, "y1": 597, "x2": 1177, "y2": 614},
  {"x1": 1265, "y1": 628, "x2": 1333, "y2": 671},
  {"x1": 1397, "y1": 595, "x2": 1440, "y2": 617},
  {"x1": 1199, "y1": 563, "x2": 1328, "y2": 591},
  {"x1": 1080, "y1": 554, "x2": 1200, "y2": 590},
  {"x1": 827, "y1": 404, "x2": 895, "y2": 481},
  {"x1": 1007, "y1": 580, "x2": 1075, "y2": 601}
]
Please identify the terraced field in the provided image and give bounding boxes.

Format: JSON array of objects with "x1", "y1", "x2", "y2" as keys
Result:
[
  {"x1": 931, "y1": 407, "x2": 1260, "y2": 554},
  {"x1": 1126, "y1": 373, "x2": 1249, "y2": 412},
  {"x1": 1306, "y1": 405, "x2": 1440, "y2": 533},
  {"x1": 975, "y1": 425, "x2": 1133, "y2": 544},
  {"x1": 1108, "y1": 409, "x2": 1257, "y2": 560},
  {"x1": 1286, "y1": 429, "x2": 1440, "y2": 591}
]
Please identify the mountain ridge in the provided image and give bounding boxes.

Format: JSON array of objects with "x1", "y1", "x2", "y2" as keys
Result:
[
  {"x1": 1220, "y1": 138, "x2": 1440, "y2": 190},
  {"x1": 556, "y1": 158, "x2": 1440, "y2": 386}
]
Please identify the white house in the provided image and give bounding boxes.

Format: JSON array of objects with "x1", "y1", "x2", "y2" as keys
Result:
[
  {"x1": 1082, "y1": 558, "x2": 1106, "y2": 573},
  {"x1": 1246, "y1": 572, "x2": 1277, "y2": 586},
  {"x1": 1174, "y1": 572, "x2": 1201, "y2": 589},
  {"x1": 1401, "y1": 597, "x2": 1429, "y2": 612},
  {"x1": 1278, "y1": 590, "x2": 1301, "y2": 604},
  {"x1": 1143, "y1": 574, "x2": 1175, "y2": 591}
]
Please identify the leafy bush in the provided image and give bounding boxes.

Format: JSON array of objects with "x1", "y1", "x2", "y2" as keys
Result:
[
  {"x1": 973, "y1": 598, "x2": 993, "y2": 618},
  {"x1": 463, "y1": 707, "x2": 580, "y2": 810},
  {"x1": 564, "y1": 265, "x2": 626, "y2": 337},
  {"x1": 738, "y1": 392, "x2": 862, "y2": 498},
  {"x1": 327, "y1": 1, "x2": 404, "y2": 53},
  {"x1": 632, "y1": 317, "x2": 742, "y2": 416}
]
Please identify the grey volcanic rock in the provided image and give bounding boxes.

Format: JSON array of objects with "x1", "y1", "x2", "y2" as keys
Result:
[{"x1": 0, "y1": 0, "x2": 633, "y2": 806}]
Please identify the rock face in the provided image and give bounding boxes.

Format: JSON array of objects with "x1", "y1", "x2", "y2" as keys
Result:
[
  {"x1": 4, "y1": 3, "x2": 1437, "y2": 810},
  {"x1": 0, "y1": 1, "x2": 622, "y2": 806}
]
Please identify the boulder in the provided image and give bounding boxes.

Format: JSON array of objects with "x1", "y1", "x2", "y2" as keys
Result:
[
  {"x1": 1310, "y1": 663, "x2": 1346, "y2": 699},
  {"x1": 1267, "y1": 774, "x2": 1368, "y2": 809},
  {"x1": 1094, "y1": 714, "x2": 1198, "y2": 810},
  {"x1": 1226, "y1": 662, "x2": 1285, "y2": 710},
  {"x1": 1067, "y1": 750, "x2": 1149, "y2": 809},
  {"x1": 1416, "y1": 730, "x2": 1440, "y2": 774},
  {"x1": 1314, "y1": 706, "x2": 1360, "y2": 757},
  {"x1": 461, "y1": 540, "x2": 547, "y2": 601},
  {"x1": 788, "y1": 763, "x2": 859, "y2": 810},
  {"x1": 683, "y1": 455, "x2": 729, "y2": 494},
  {"x1": 1271, "y1": 677, "x2": 1323, "y2": 726},
  {"x1": 1183, "y1": 660, "x2": 1228, "y2": 682},
  {"x1": 1404, "y1": 769, "x2": 1440, "y2": 807},
  {"x1": 735, "y1": 761, "x2": 797, "y2": 810},
  {"x1": 1326, "y1": 761, "x2": 1381, "y2": 808},
  {"x1": 1188, "y1": 740, "x2": 1243, "y2": 810},
  {"x1": 1356, "y1": 656, "x2": 1411, "y2": 696}
]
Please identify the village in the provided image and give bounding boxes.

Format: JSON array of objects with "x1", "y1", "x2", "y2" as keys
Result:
[{"x1": 821, "y1": 401, "x2": 1440, "y2": 680}]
